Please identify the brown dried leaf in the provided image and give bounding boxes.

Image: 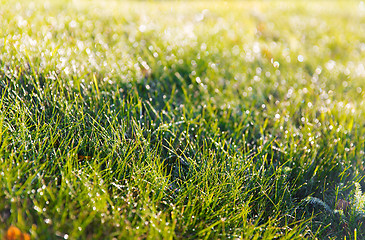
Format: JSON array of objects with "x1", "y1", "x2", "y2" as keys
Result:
[
  {"x1": 4, "y1": 226, "x2": 30, "y2": 240},
  {"x1": 336, "y1": 199, "x2": 350, "y2": 211},
  {"x1": 78, "y1": 154, "x2": 92, "y2": 161}
]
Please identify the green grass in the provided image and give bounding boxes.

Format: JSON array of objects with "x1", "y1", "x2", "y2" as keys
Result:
[{"x1": 1, "y1": 0, "x2": 365, "y2": 239}]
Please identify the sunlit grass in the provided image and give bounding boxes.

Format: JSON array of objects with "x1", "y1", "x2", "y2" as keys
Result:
[{"x1": 1, "y1": 0, "x2": 365, "y2": 239}]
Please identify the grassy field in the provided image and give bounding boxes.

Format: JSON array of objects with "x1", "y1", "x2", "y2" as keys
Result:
[{"x1": 1, "y1": 0, "x2": 365, "y2": 239}]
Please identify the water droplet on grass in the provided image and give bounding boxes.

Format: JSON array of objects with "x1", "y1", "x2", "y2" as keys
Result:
[{"x1": 139, "y1": 25, "x2": 146, "y2": 32}]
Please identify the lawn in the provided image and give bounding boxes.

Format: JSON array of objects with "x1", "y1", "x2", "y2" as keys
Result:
[{"x1": 1, "y1": 0, "x2": 365, "y2": 239}]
